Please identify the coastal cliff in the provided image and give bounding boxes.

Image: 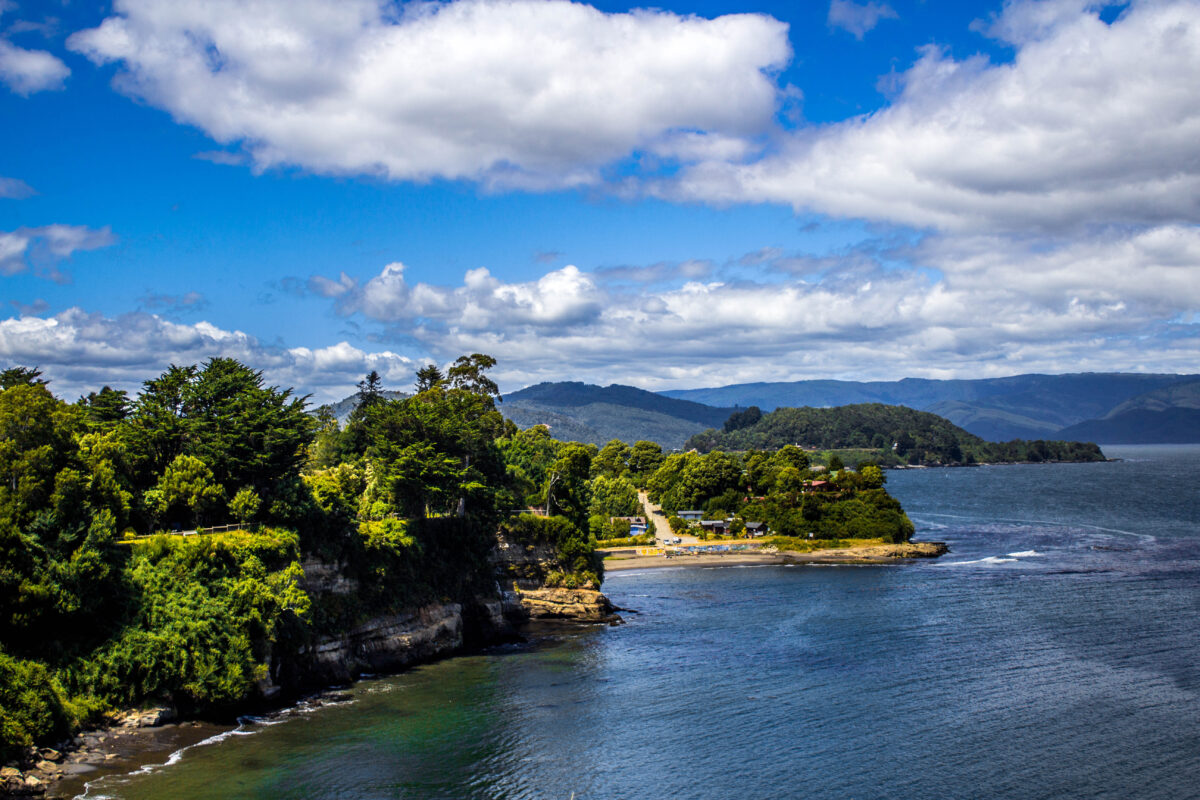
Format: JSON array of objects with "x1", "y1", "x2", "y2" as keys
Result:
[
  {"x1": 290, "y1": 532, "x2": 616, "y2": 685},
  {"x1": 300, "y1": 603, "x2": 466, "y2": 684}
]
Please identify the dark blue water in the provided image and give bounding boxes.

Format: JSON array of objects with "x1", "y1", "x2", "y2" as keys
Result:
[{"x1": 82, "y1": 445, "x2": 1200, "y2": 800}]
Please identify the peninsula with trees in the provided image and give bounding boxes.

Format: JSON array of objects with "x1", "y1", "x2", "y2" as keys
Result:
[{"x1": 1, "y1": 355, "x2": 938, "y2": 795}]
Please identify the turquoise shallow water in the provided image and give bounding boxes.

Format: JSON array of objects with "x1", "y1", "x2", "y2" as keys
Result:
[{"x1": 81, "y1": 445, "x2": 1200, "y2": 800}]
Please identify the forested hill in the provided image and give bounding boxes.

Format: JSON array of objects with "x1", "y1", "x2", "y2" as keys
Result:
[
  {"x1": 498, "y1": 382, "x2": 733, "y2": 448},
  {"x1": 0, "y1": 356, "x2": 606, "y2": 763},
  {"x1": 663, "y1": 373, "x2": 1200, "y2": 442},
  {"x1": 686, "y1": 403, "x2": 1106, "y2": 466}
]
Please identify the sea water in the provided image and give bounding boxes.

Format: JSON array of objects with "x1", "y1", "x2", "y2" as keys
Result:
[{"x1": 79, "y1": 445, "x2": 1200, "y2": 799}]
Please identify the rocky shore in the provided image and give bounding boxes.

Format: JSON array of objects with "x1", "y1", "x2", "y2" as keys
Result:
[{"x1": 4, "y1": 536, "x2": 619, "y2": 800}]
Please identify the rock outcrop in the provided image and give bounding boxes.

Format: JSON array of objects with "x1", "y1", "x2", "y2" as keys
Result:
[
  {"x1": 788, "y1": 541, "x2": 949, "y2": 562},
  {"x1": 517, "y1": 587, "x2": 619, "y2": 623}
]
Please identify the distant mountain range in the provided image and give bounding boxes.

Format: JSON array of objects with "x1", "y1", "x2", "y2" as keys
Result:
[
  {"x1": 661, "y1": 373, "x2": 1200, "y2": 443},
  {"x1": 500, "y1": 382, "x2": 732, "y2": 448},
  {"x1": 319, "y1": 373, "x2": 1200, "y2": 447},
  {"x1": 320, "y1": 390, "x2": 409, "y2": 425},
  {"x1": 1056, "y1": 381, "x2": 1200, "y2": 443}
]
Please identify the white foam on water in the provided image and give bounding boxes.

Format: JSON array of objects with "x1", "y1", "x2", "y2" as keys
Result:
[
  {"x1": 76, "y1": 711, "x2": 301, "y2": 798},
  {"x1": 943, "y1": 556, "x2": 1019, "y2": 566},
  {"x1": 1008, "y1": 550, "x2": 1044, "y2": 557}
]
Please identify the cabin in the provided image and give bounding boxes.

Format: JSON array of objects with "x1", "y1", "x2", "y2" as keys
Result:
[
  {"x1": 745, "y1": 521, "x2": 768, "y2": 537},
  {"x1": 677, "y1": 510, "x2": 704, "y2": 521},
  {"x1": 803, "y1": 480, "x2": 832, "y2": 492},
  {"x1": 611, "y1": 516, "x2": 647, "y2": 534},
  {"x1": 699, "y1": 519, "x2": 731, "y2": 536}
]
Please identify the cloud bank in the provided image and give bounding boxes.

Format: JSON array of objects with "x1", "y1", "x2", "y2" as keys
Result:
[
  {"x1": 291, "y1": 223, "x2": 1200, "y2": 388},
  {"x1": 669, "y1": 0, "x2": 1200, "y2": 234},
  {"x1": 0, "y1": 309, "x2": 416, "y2": 404},
  {"x1": 70, "y1": 0, "x2": 789, "y2": 189}
]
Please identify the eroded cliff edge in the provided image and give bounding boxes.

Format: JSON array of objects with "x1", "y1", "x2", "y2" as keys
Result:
[{"x1": 284, "y1": 528, "x2": 617, "y2": 689}]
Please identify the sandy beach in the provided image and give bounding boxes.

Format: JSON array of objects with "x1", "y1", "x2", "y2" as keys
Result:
[{"x1": 603, "y1": 542, "x2": 948, "y2": 571}]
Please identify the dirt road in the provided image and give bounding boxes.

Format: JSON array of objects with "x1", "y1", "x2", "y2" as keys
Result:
[{"x1": 639, "y1": 490, "x2": 700, "y2": 544}]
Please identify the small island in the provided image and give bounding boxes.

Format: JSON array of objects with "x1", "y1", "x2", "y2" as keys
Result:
[{"x1": 686, "y1": 403, "x2": 1106, "y2": 466}]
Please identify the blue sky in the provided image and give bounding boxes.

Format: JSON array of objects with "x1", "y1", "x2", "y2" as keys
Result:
[{"x1": 2, "y1": 0, "x2": 1198, "y2": 402}]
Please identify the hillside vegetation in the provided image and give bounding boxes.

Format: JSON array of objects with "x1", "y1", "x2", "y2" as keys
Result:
[
  {"x1": 0, "y1": 358, "x2": 605, "y2": 760},
  {"x1": 685, "y1": 403, "x2": 1105, "y2": 465},
  {"x1": 646, "y1": 445, "x2": 914, "y2": 542}
]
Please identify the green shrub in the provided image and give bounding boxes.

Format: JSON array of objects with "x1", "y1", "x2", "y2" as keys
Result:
[{"x1": 0, "y1": 650, "x2": 73, "y2": 761}]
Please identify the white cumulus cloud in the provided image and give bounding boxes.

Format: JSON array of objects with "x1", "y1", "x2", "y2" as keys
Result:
[
  {"x1": 669, "y1": 0, "x2": 1200, "y2": 234},
  {"x1": 0, "y1": 308, "x2": 416, "y2": 404},
  {"x1": 0, "y1": 38, "x2": 68, "y2": 95},
  {"x1": 69, "y1": 0, "x2": 789, "y2": 188},
  {"x1": 301, "y1": 224, "x2": 1200, "y2": 391},
  {"x1": 828, "y1": 0, "x2": 898, "y2": 40},
  {"x1": 0, "y1": 224, "x2": 116, "y2": 280}
]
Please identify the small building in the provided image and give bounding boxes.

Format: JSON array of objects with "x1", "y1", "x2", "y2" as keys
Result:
[
  {"x1": 700, "y1": 519, "x2": 730, "y2": 536},
  {"x1": 610, "y1": 516, "x2": 647, "y2": 535},
  {"x1": 677, "y1": 510, "x2": 704, "y2": 521},
  {"x1": 745, "y1": 521, "x2": 769, "y2": 537},
  {"x1": 803, "y1": 480, "x2": 832, "y2": 492}
]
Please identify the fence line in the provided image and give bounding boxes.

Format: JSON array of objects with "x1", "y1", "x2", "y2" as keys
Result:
[{"x1": 120, "y1": 522, "x2": 263, "y2": 542}]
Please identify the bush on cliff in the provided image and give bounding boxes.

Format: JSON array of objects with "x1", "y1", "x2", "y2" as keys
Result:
[
  {"x1": 501, "y1": 514, "x2": 603, "y2": 588},
  {"x1": 61, "y1": 530, "x2": 309, "y2": 712},
  {"x1": 0, "y1": 650, "x2": 74, "y2": 761}
]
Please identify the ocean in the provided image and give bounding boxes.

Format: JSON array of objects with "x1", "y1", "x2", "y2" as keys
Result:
[{"x1": 78, "y1": 445, "x2": 1200, "y2": 799}]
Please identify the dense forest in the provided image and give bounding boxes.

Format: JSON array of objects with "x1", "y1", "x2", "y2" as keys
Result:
[
  {"x1": 686, "y1": 403, "x2": 1106, "y2": 465},
  {"x1": 0, "y1": 356, "x2": 609, "y2": 761}
]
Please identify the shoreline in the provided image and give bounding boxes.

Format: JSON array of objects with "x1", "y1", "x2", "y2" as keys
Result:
[
  {"x1": 22, "y1": 543, "x2": 944, "y2": 798},
  {"x1": 604, "y1": 541, "x2": 948, "y2": 572}
]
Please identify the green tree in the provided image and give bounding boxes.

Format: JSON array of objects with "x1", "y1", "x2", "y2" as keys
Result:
[
  {"x1": 446, "y1": 354, "x2": 501, "y2": 405},
  {"x1": 775, "y1": 466, "x2": 804, "y2": 496},
  {"x1": 120, "y1": 360, "x2": 314, "y2": 526},
  {"x1": 723, "y1": 406, "x2": 762, "y2": 432},
  {"x1": 78, "y1": 386, "x2": 130, "y2": 431},
  {"x1": 155, "y1": 455, "x2": 225, "y2": 528},
  {"x1": 230, "y1": 487, "x2": 261, "y2": 525},
  {"x1": 357, "y1": 370, "x2": 385, "y2": 407},
  {"x1": 587, "y1": 474, "x2": 639, "y2": 518},
  {"x1": 627, "y1": 440, "x2": 664, "y2": 484},
  {"x1": 0, "y1": 366, "x2": 45, "y2": 390},
  {"x1": 860, "y1": 464, "x2": 885, "y2": 489},
  {"x1": 497, "y1": 425, "x2": 561, "y2": 503},
  {"x1": 0, "y1": 383, "x2": 82, "y2": 529},
  {"x1": 591, "y1": 440, "x2": 631, "y2": 479},
  {"x1": 545, "y1": 443, "x2": 593, "y2": 529},
  {"x1": 414, "y1": 363, "x2": 444, "y2": 392},
  {"x1": 773, "y1": 444, "x2": 810, "y2": 472},
  {"x1": 308, "y1": 406, "x2": 343, "y2": 469}
]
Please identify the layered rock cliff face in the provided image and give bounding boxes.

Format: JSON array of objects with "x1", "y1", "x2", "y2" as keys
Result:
[
  {"x1": 290, "y1": 530, "x2": 617, "y2": 685},
  {"x1": 300, "y1": 603, "x2": 466, "y2": 684}
]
